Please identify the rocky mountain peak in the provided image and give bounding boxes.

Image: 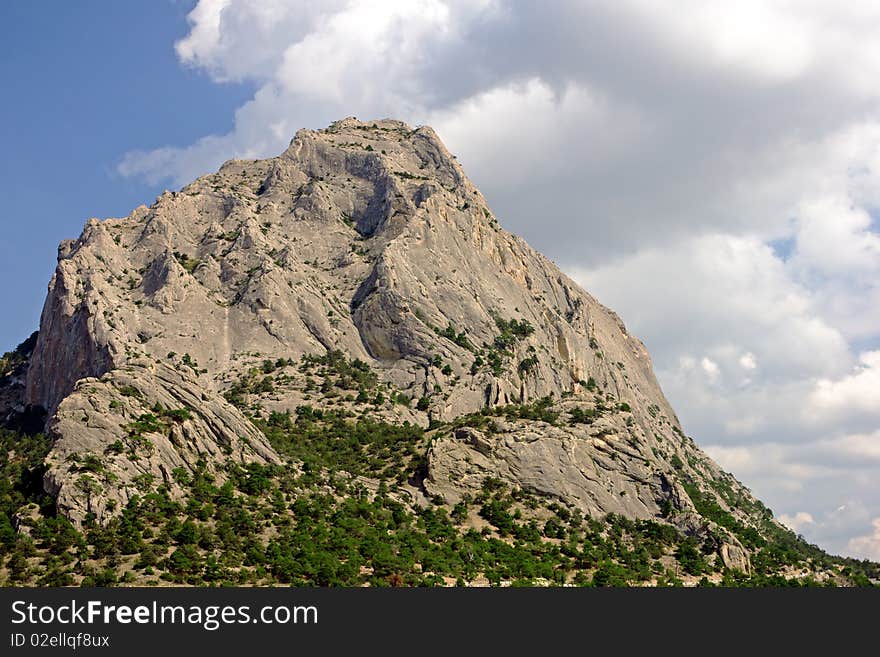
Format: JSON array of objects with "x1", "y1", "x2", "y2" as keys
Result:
[{"x1": 5, "y1": 118, "x2": 848, "y2": 584}]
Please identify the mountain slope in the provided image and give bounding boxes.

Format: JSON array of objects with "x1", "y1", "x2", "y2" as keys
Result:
[{"x1": 1, "y1": 118, "x2": 877, "y2": 586}]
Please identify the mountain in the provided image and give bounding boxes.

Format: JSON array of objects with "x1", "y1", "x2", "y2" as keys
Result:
[{"x1": 1, "y1": 118, "x2": 876, "y2": 586}]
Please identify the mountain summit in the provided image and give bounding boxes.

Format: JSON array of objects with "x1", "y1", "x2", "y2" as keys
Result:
[{"x1": 2, "y1": 118, "x2": 875, "y2": 586}]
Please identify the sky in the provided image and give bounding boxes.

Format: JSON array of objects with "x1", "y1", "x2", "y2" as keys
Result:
[{"x1": 2, "y1": 0, "x2": 880, "y2": 560}]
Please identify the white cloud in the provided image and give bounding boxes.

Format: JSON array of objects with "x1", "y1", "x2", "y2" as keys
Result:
[
  {"x1": 572, "y1": 233, "x2": 850, "y2": 384},
  {"x1": 274, "y1": 1, "x2": 458, "y2": 104},
  {"x1": 622, "y1": 0, "x2": 880, "y2": 93},
  {"x1": 115, "y1": 0, "x2": 880, "y2": 558},
  {"x1": 620, "y1": 0, "x2": 815, "y2": 82},
  {"x1": 427, "y1": 78, "x2": 648, "y2": 187},
  {"x1": 704, "y1": 443, "x2": 832, "y2": 491},
  {"x1": 119, "y1": 0, "x2": 500, "y2": 186},
  {"x1": 174, "y1": 0, "x2": 230, "y2": 75},
  {"x1": 819, "y1": 431, "x2": 880, "y2": 464},
  {"x1": 849, "y1": 518, "x2": 880, "y2": 561},
  {"x1": 175, "y1": 0, "x2": 348, "y2": 83},
  {"x1": 779, "y1": 511, "x2": 815, "y2": 534},
  {"x1": 794, "y1": 197, "x2": 880, "y2": 277},
  {"x1": 808, "y1": 352, "x2": 880, "y2": 428},
  {"x1": 700, "y1": 357, "x2": 720, "y2": 384}
]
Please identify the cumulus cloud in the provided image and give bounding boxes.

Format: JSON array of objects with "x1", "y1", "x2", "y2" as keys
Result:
[
  {"x1": 174, "y1": 0, "x2": 338, "y2": 83},
  {"x1": 116, "y1": 0, "x2": 880, "y2": 558},
  {"x1": 779, "y1": 512, "x2": 815, "y2": 534},
  {"x1": 739, "y1": 353, "x2": 757, "y2": 371},
  {"x1": 119, "y1": 0, "x2": 500, "y2": 187},
  {"x1": 808, "y1": 352, "x2": 880, "y2": 429},
  {"x1": 572, "y1": 233, "x2": 850, "y2": 382},
  {"x1": 849, "y1": 518, "x2": 880, "y2": 561}
]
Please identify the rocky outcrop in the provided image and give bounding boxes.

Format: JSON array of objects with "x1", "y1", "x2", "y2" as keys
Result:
[
  {"x1": 17, "y1": 116, "x2": 776, "y2": 562},
  {"x1": 25, "y1": 118, "x2": 675, "y2": 425},
  {"x1": 42, "y1": 362, "x2": 279, "y2": 526},
  {"x1": 720, "y1": 543, "x2": 752, "y2": 574},
  {"x1": 425, "y1": 423, "x2": 681, "y2": 518}
]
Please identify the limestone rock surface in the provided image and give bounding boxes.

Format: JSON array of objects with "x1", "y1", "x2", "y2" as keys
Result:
[{"x1": 8, "y1": 118, "x2": 775, "y2": 568}]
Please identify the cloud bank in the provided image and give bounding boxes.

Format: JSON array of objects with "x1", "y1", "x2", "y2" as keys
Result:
[{"x1": 119, "y1": 0, "x2": 880, "y2": 558}]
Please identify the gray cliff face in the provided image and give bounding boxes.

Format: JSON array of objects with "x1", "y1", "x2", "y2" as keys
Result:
[
  {"x1": 43, "y1": 362, "x2": 279, "y2": 526},
  {"x1": 26, "y1": 118, "x2": 673, "y2": 423},
  {"x1": 16, "y1": 118, "x2": 762, "y2": 565}
]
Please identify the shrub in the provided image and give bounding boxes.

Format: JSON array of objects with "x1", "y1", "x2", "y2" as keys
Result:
[{"x1": 518, "y1": 355, "x2": 538, "y2": 374}]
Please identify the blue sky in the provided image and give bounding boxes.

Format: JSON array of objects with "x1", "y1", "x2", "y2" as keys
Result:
[
  {"x1": 2, "y1": 1, "x2": 880, "y2": 559},
  {"x1": 0, "y1": 1, "x2": 251, "y2": 350}
]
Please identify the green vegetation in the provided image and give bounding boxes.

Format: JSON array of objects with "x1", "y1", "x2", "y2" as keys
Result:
[
  {"x1": 453, "y1": 397, "x2": 560, "y2": 430},
  {"x1": 0, "y1": 332, "x2": 38, "y2": 378},
  {"x1": 173, "y1": 252, "x2": 201, "y2": 275},
  {"x1": 181, "y1": 353, "x2": 201, "y2": 374},
  {"x1": 471, "y1": 314, "x2": 536, "y2": 377},
  {"x1": 394, "y1": 170, "x2": 429, "y2": 182},
  {"x1": 679, "y1": 476, "x2": 869, "y2": 581},
  {"x1": 0, "y1": 414, "x2": 877, "y2": 586},
  {"x1": 119, "y1": 386, "x2": 141, "y2": 398},
  {"x1": 224, "y1": 350, "x2": 430, "y2": 417},
  {"x1": 0, "y1": 432, "x2": 749, "y2": 587},
  {"x1": 569, "y1": 406, "x2": 599, "y2": 425},
  {"x1": 0, "y1": 429, "x2": 54, "y2": 535},
  {"x1": 518, "y1": 354, "x2": 539, "y2": 375},
  {"x1": 300, "y1": 351, "x2": 378, "y2": 391},
  {"x1": 682, "y1": 482, "x2": 761, "y2": 548},
  {"x1": 1, "y1": 343, "x2": 877, "y2": 587},
  {"x1": 492, "y1": 315, "x2": 535, "y2": 348},
  {"x1": 256, "y1": 407, "x2": 424, "y2": 484},
  {"x1": 434, "y1": 323, "x2": 474, "y2": 351},
  {"x1": 429, "y1": 315, "x2": 537, "y2": 377}
]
